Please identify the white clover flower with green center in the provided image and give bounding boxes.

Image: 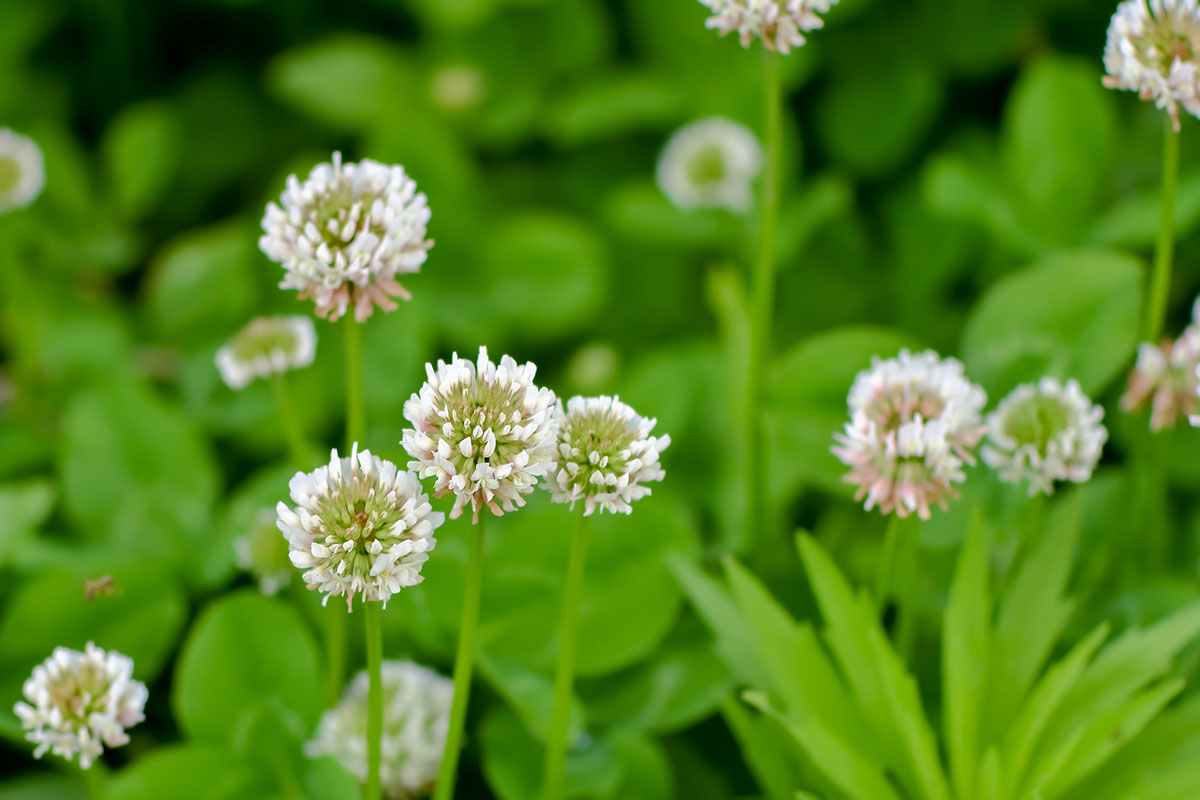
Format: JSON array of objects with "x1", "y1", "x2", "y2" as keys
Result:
[
  {"x1": 832, "y1": 350, "x2": 986, "y2": 519},
  {"x1": 0, "y1": 128, "x2": 44, "y2": 214},
  {"x1": 1122, "y1": 298, "x2": 1200, "y2": 430},
  {"x1": 983, "y1": 378, "x2": 1107, "y2": 496},
  {"x1": 234, "y1": 508, "x2": 293, "y2": 595},
  {"x1": 276, "y1": 446, "x2": 442, "y2": 610},
  {"x1": 1104, "y1": 0, "x2": 1200, "y2": 129},
  {"x1": 259, "y1": 152, "x2": 432, "y2": 322},
  {"x1": 214, "y1": 315, "x2": 316, "y2": 390},
  {"x1": 656, "y1": 117, "x2": 762, "y2": 212},
  {"x1": 402, "y1": 347, "x2": 558, "y2": 522},
  {"x1": 14, "y1": 643, "x2": 148, "y2": 769},
  {"x1": 547, "y1": 395, "x2": 670, "y2": 516},
  {"x1": 308, "y1": 660, "x2": 452, "y2": 800},
  {"x1": 700, "y1": 0, "x2": 839, "y2": 53}
]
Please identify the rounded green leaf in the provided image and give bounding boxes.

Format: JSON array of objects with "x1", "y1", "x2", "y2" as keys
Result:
[{"x1": 108, "y1": 745, "x2": 263, "y2": 800}]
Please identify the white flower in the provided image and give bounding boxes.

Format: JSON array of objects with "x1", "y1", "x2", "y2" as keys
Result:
[
  {"x1": 547, "y1": 395, "x2": 670, "y2": 516},
  {"x1": 656, "y1": 117, "x2": 762, "y2": 213},
  {"x1": 234, "y1": 508, "x2": 293, "y2": 595},
  {"x1": 14, "y1": 643, "x2": 147, "y2": 769},
  {"x1": 1122, "y1": 297, "x2": 1200, "y2": 430},
  {"x1": 0, "y1": 128, "x2": 45, "y2": 214},
  {"x1": 402, "y1": 347, "x2": 558, "y2": 522},
  {"x1": 259, "y1": 152, "x2": 432, "y2": 322},
  {"x1": 276, "y1": 446, "x2": 442, "y2": 610},
  {"x1": 215, "y1": 315, "x2": 316, "y2": 390},
  {"x1": 983, "y1": 378, "x2": 1108, "y2": 496},
  {"x1": 1103, "y1": 0, "x2": 1200, "y2": 129},
  {"x1": 832, "y1": 350, "x2": 986, "y2": 519},
  {"x1": 700, "y1": 0, "x2": 839, "y2": 53},
  {"x1": 308, "y1": 660, "x2": 452, "y2": 800}
]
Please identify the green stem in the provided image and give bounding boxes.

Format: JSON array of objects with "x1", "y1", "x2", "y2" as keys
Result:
[
  {"x1": 82, "y1": 763, "x2": 106, "y2": 800},
  {"x1": 875, "y1": 515, "x2": 902, "y2": 615},
  {"x1": 435, "y1": 516, "x2": 487, "y2": 800},
  {"x1": 745, "y1": 49, "x2": 782, "y2": 550},
  {"x1": 895, "y1": 515, "x2": 921, "y2": 663},
  {"x1": 270, "y1": 373, "x2": 310, "y2": 470},
  {"x1": 344, "y1": 313, "x2": 366, "y2": 449},
  {"x1": 541, "y1": 515, "x2": 591, "y2": 800},
  {"x1": 364, "y1": 601, "x2": 384, "y2": 800},
  {"x1": 1145, "y1": 121, "x2": 1180, "y2": 342}
]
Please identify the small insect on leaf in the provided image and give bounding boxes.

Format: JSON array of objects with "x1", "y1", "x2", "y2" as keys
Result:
[{"x1": 84, "y1": 575, "x2": 119, "y2": 602}]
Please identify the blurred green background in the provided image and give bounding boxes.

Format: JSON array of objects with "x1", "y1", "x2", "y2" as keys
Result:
[{"x1": 5, "y1": 0, "x2": 1200, "y2": 797}]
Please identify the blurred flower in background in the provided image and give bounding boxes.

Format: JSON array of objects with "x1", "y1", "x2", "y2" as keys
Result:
[
  {"x1": 234, "y1": 508, "x2": 293, "y2": 595},
  {"x1": 0, "y1": 128, "x2": 44, "y2": 214},
  {"x1": 700, "y1": 0, "x2": 839, "y2": 53},
  {"x1": 983, "y1": 377, "x2": 1107, "y2": 496},
  {"x1": 259, "y1": 153, "x2": 432, "y2": 322},
  {"x1": 1122, "y1": 298, "x2": 1200, "y2": 429},
  {"x1": 657, "y1": 117, "x2": 762, "y2": 213},
  {"x1": 1103, "y1": 0, "x2": 1200, "y2": 129},
  {"x1": 214, "y1": 315, "x2": 316, "y2": 391}
]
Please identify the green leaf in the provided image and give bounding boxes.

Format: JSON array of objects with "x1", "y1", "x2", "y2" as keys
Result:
[
  {"x1": 100, "y1": 101, "x2": 181, "y2": 218},
  {"x1": 0, "y1": 775, "x2": 85, "y2": 800},
  {"x1": 478, "y1": 650, "x2": 584, "y2": 741},
  {"x1": 943, "y1": 519, "x2": 990, "y2": 800},
  {"x1": 1089, "y1": 169, "x2": 1200, "y2": 248},
  {"x1": 172, "y1": 591, "x2": 322, "y2": 745},
  {"x1": 544, "y1": 72, "x2": 683, "y2": 146},
  {"x1": 108, "y1": 745, "x2": 265, "y2": 800},
  {"x1": 721, "y1": 695, "x2": 802, "y2": 800},
  {"x1": 479, "y1": 708, "x2": 621, "y2": 800},
  {"x1": 0, "y1": 481, "x2": 54, "y2": 568}
]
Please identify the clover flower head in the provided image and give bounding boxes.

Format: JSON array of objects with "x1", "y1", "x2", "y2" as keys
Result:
[
  {"x1": 276, "y1": 446, "x2": 442, "y2": 610},
  {"x1": 1103, "y1": 0, "x2": 1200, "y2": 129},
  {"x1": 402, "y1": 347, "x2": 558, "y2": 522},
  {"x1": 14, "y1": 643, "x2": 147, "y2": 768},
  {"x1": 259, "y1": 152, "x2": 432, "y2": 322},
  {"x1": 234, "y1": 508, "x2": 293, "y2": 595},
  {"x1": 1122, "y1": 297, "x2": 1200, "y2": 430},
  {"x1": 832, "y1": 349, "x2": 986, "y2": 519},
  {"x1": 656, "y1": 117, "x2": 763, "y2": 213},
  {"x1": 308, "y1": 660, "x2": 452, "y2": 800},
  {"x1": 215, "y1": 315, "x2": 316, "y2": 390},
  {"x1": 983, "y1": 378, "x2": 1108, "y2": 496},
  {"x1": 547, "y1": 395, "x2": 670, "y2": 516},
  {"x1": 0, "y1": 128, "x2": 45, "y2": 214},
  {"x1": 700, "y1": 0, "x2": 839, "y2": 53}
]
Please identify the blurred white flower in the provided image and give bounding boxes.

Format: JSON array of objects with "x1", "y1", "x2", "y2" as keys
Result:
[
  {"x1": 430, "y1": 64, "x2": 486, "y2": 113},
  {"x1": 0, "y1": 128, "x2": 45, "y2": 214},
  {"x1": 234, "y1": 508, "x2": 293, "y2": 595},
  {"x1": 308, "y1": 660, "x2": 452, "y2": 800},
  {"x1": 656, "y1": 117, "x2": 762, "y2": 212},
  {"x1": 1103, "y1": 0, "x2": 1200, "y2": 129},
  {"x1": 547, "y1": 395, "x2": 670, "y2": 516},
  {"x1": 14, "y1": 643, "x2": 147, "y2": 769},
  {"x1": 700, "y1": 0, "x2": 839, "y2": 53},
  {"x1": 1122, "y1": 298, "x2": 1200, "y2": 430},
  {"x1": 983, "y1": 378, "x2": 1107, "y2": 496},
  {"x1": 402, "y1": 347, "x2": 558, "y2": 522},
  {"x1": 215, "y1": 315, "x2": 316, "y2": 390},
  {"x1": 832, "y1": 350, "x2": 986, "y2": 519},
  {"x1": 260, "y1": 152, "x2": 432, "y2": 322},
  {"x1": 276, "y1": 446, "x2": 442, "y2": 610}
]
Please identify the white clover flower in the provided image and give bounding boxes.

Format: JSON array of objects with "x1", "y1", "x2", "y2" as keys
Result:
[
  {"x1": 656, "y1": 117, "x2": 762, "y2": 213},
  {"x1": 832, "y1": 350, "x2": 986, "y2": 519},
  {"x1": 402, "y1": 347, "x2": 558, "y2": 522},
  {"x1": 214, "y1": 315, "x2": 316, "y2": 390},
  {"x1": 308, "y1": 660, "x2": 452, "y2": 800},
  {"x1": 14, "y1": 643, "x2": 147, "y2": 769},
  {"x1": 234, "y1": 508, "x2": 293, "y2": 595},
  {"x1": 983, "y1": 378, "x2": 1108, "y2": 496},
  {"x1": 547, "y1": 395, "x2": 670, "y2": 516},
  {"x1": 700, "y1": 0, "x2": 839, "y2": 53},
  {"x1": 0, "y1": 128, "x2": 45, "y2": 214},
  {"x1": 276, "y1": 446, "x2": 442, "y2": 610},
  {"x1": 1103, "y1": 0, "x2": 1200, "y2": 129},
  {"x1": 1122, "y1": 298, "x2": 1200, "y2": 430},
  {"x1": 260, "y1": 152, "x2": 432, "y2": 322}
]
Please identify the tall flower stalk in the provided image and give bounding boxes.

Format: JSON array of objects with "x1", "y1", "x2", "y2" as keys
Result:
[
  {"x1": 1148, "y1": 122, "x2": 1181, "y2": 341},
  {"x1": 363, "y1": 600, "x2": 383, "y2": 800}
]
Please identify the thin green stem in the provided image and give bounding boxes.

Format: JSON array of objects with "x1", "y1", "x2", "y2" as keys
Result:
[
  {"x1": 344, "y1": 313, "x2": 366, "y2": 449},
  {"x1": 541, "y1": 514, "x2": 591, "y2": 800},
  {"x1": 435, "y1": 516, "x2": 487, "y2": 800},
  {"x1": 745, "y1": 49, "x2": 782, "y2": 550},
  {"x1": 270, "y1": 373, "x2": 310, "y2": 470},
  {"x1": 1145, "y1": 121, "x2": 1180, "y2": 342},
  {"x1": 875, "y1": 515, "x2": 902, "y2": 615},
  {"x1": 364, "y1": 601, "x2": 384, "y2": 800},
  {"x1": 895, "y1": 515, "x2": 920, "y2": 663},
  {"x1": 82, "y1": 764, "x2": 106, "y2": 800}
]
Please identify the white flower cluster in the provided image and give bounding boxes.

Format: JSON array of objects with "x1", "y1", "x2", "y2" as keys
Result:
[
  {"x1": 276, "y1": 446, "x2": 443, "y2": 610},
  {"x1": 14, "y1": 643, "x2": 147, "y2": 768},
  {"x1": 308, "y1": 660, "x2": 453, "y2": 800},
  {"x1": 547, "y1": 395, "x2": 671, "y2": 515},
  {"x1": 260, "y1": 152, "x2": 432, "y2": 322},
  {"x1": 401, "y1": 347, "x2": 558, "y2": 522},
  {"x1": 215, "y1": 315, "x2": 316, "y2": 390},
  {"x1": 0, "y1": 128, "x2": 45, "y2": 214},
  {"x1": 700, "y1": 0, "x2": 839, "y2": 53},
  {"x1": 1122, "y1": 297, "x2": 1200, "y2": 430},
  {"x1": 983, "y1": 378, "x2": 1108, "y2": 496},
  {"x1": 656, "y1": 117, "x2": 762, "y2": 213},
  {"x1": 832, "y1": 350, "x2": 986, "y2": 520},
  {"x1": 1103, "y1": 0, "x2": 1200, "y2": 129}
]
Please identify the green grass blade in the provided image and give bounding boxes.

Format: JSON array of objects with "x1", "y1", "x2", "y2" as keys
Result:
[
  {"x1": 943, "y1": 519, "x2": 990, "y2": 800},
  {"x1": 722, "y1": 694, "x2": 802, "y2": 800}
]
